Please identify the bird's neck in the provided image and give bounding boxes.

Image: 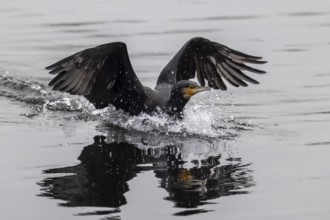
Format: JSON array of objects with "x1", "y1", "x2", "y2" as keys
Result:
[{"x1": 166, "y1": 96, "x2": 189, "y2": 115}]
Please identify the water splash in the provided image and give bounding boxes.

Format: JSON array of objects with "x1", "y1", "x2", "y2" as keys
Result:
[
  {"x1": 0, "y1": 73, "x2": 93, "y2": 112},
  {"x1": 96, "y1": 100, "x2": 251, "y2": 139},
  {"x1": 0, "y1": 73, "x2": 49, "y2": 106},
  {"x1": 43, "y1": 97, "x2": 93, "y2": 112},
  {"x1": 0, "y1": 73, "x2": 254, "y2": 138}
]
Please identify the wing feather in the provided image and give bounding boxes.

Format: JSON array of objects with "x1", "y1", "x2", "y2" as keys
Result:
[
  {"x1": 194, "y1": 52, "x2": 205, "y2": 86},
  {"x1": 46, "y1": 42, "x2": 146, "y2": 113},
  {"x1": 222, "y1": 62, "x2": 259, "y2": 84},
  {"x1": 157, "y1": 37, "x2": 266, "y2": 90},
  {"x1": 217, "y1": 63, "x2": 239, "y2": 87},
  {"x1": 225, "y1": 59, "x2": 266, "y2": 74}
]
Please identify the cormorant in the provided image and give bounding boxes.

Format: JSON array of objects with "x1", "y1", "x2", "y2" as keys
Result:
[{"x1": 46, "y1": 37, "x2": 266, "y2": 117}]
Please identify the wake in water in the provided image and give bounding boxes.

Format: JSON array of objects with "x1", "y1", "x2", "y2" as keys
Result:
[{"x1": 0, "y1": 72, "x2": 254, "y2": 139}]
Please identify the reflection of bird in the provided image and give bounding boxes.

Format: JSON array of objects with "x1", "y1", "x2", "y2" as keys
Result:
[
  {"x1": 39, "y1": 135, "x2": 254, "y2": 216},
  {"x1": 46, "y1": 37, "x2": 266, "y2": 116},
  {"x1": 154, "y1": 150, "x2": 254, "y2": 214}
]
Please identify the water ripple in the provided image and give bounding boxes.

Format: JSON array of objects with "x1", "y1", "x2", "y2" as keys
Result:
[
  {"x1": 44, "y1": 21, "x2": 107, "y2": 27},
  {"x1": 285, "y1": 11, "x2": 330, "y2": 17},
  {"x1": 302, "y1": 84, "x2": 330, "y2": 88},
  {"x1": 306, "y1": 142, "x2": 330, "y2": 146},
  {"x1": 313, "y1": 73, "x2": 330, "y2": 77},
  {"x1": 177, "y1": 15, "x2": 264, "y2": 22}
]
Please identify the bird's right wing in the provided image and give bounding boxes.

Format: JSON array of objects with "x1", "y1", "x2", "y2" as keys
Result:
[
  {"x1": 157, "y1": 37, "x2": 266, "y2": 90},
  {"x1": 46, "y1": 42, "x2": 146, "y2": 111}
]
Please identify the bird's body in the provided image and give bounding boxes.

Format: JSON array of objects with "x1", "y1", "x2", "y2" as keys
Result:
[{"x1": 46, "y1": 37, "x2": 266, "y2": 117}]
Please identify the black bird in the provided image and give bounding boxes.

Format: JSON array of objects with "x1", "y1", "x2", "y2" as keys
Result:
[{"x1": 46, "y1": 37, "x2": 266, "y2": 117}]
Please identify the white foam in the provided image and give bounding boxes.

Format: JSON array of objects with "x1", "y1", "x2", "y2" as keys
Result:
[
  {"x1": 95, "y1": 98, "x2": 241, "y2": 139},
  {"x1": 36, "y1": 91, "x2": 253, "y2": 139}
]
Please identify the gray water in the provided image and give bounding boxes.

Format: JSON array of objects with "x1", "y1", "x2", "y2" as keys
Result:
[{"x1": 1, "y1": 0, "x2": 330, "y2": 219}]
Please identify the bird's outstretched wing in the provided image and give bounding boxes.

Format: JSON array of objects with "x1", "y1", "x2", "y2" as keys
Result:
[
  {"x1": 157, "y1": 37, "x2": 266, "y2": 90},
  {"x1": 46, "y1": 42, "x2": 146, "y2": 113}
]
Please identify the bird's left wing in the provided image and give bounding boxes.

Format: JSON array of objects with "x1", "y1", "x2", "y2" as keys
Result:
[
  {"x1": 46, "y1": 42, "x2": 146, "y2": 111},
  {"x1": 157, "y1": 37, "x2": 266, "y2": 90}
]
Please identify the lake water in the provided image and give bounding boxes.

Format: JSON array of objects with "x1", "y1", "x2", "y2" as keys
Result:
[{"x1": 1, "y1": 0, "x2": 330, "y2": 219}]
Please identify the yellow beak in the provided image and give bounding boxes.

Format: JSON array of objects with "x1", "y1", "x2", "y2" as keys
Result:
[{"x1": 183, "y1": 86, "x2": 211, "y2": 99}]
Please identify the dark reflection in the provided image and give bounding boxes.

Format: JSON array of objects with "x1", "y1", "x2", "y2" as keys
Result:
[
  {"x1": 38, "y1": 135, "x2": 254, "y2": 217},
  {"x1": 39, "y1": 136, "x2": 146, "y2": 208},
  {"x1": 154, "y1": 147, "x2": 253, "y2": 216}
]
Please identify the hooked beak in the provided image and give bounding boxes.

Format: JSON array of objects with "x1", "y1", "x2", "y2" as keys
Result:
[
  {"x1": 183, "y1": 86, "x2": 211, "y2": 99},
  {"x1": 194, "y1": 86, "x2": 211, "y2": 94}
]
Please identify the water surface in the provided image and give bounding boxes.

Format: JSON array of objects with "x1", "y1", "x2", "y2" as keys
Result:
[{"x1": 1, "y1": 0, "x2": 330, "y2": 219}]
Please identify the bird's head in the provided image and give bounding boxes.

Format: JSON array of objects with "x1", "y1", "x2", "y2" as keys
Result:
[
  {"x1": 172, "y1": 81, "x2": 210, "y2": 100},
  {"x1": 167, "y1": 81, "x2": 210, "y2": 115}
]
